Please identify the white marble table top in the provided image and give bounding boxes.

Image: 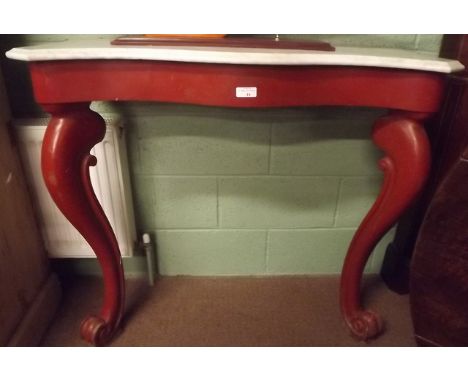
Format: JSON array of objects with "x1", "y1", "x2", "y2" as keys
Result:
[{"x1": 6, "y1": 38, "x2": 465, "y2": 73}]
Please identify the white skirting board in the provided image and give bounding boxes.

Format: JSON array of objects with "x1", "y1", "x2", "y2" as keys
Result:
[{"x1": 14, "y1": 117, "x2": 137, "y2": 258}]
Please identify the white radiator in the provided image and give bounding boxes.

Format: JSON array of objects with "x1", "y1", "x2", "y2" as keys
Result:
[{"x1": 15, "y1": 117, "x2": 136, "y2": 258}]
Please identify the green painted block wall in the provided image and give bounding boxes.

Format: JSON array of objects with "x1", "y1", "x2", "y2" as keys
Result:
[
  {"x1": 0, "y1": 34, "x2": 443, "y2": 277},
  {"x1": 122, "y1": 105, "x2": 394, "y2": 276}
]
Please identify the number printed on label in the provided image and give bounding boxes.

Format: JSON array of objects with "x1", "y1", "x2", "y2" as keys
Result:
[{"x1": 236, "y1": 87, "x2": 257, "y2": 98}]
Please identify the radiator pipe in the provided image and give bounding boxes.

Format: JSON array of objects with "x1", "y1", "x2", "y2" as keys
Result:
[{"x1": 142, "y1": 233, "x2": 156, "y2": 286}]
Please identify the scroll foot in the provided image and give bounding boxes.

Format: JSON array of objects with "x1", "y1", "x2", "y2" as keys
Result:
[{"x1": 347, "y1": 310, "x2": 384, "y2": 341}]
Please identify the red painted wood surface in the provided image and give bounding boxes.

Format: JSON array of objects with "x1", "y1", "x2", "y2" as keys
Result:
[
  {"x1": 41, "y1": 103, "x2": 124, "y2": 345},
  {"x1": 111, "y1": 35, "x2": 335, "y2": 51},
  {"x1": 340, "y1": 112, "x2": 431, "y2": 340},
  {"x1": 30, "y1": 60, "x2": 445, "y2": 112},
  {"x1": 27, "y1": 59, "x2": 445, "y2": 345}
]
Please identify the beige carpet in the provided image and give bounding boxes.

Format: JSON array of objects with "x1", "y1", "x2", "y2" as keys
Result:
[{"x1": 40, "y1": 275, "x2": 417, "y2": 346}]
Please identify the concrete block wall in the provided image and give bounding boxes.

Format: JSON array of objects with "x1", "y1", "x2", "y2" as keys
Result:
[{"x1": 120, "y1": 105, "x2": 392, "y2": 275}]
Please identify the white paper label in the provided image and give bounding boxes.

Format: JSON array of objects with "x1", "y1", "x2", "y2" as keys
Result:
[{"x1": 236, "y1": 87, "x2": 257, "y2": 98}]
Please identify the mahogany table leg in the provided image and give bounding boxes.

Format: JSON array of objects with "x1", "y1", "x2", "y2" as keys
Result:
[
  {"x1": 41, "y1": 103, "x2": 124, "y2": 346},
  {"x1": 340, "y1": 112, "x2": 431, "y2": 340}
]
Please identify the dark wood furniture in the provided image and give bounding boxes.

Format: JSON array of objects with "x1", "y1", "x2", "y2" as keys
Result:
[
  {"x1": 410, "y1": 129, "x2": 468, "y2": 346},
  {"x1": 0, "y1": 69, "x2": 61, "y2": 346},
  {"x1": 409, "y1": 40, "x2": 468, "y2": 344},
  {"x1": 409, "y1": 35, "x2": 468, "y2": 346}
]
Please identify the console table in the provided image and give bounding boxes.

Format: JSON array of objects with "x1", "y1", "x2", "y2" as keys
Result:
[{"x1": 6, "y1": 39, "x2": 464, "y2": 345}]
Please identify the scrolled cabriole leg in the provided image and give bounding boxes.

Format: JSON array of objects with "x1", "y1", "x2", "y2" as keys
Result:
[
  {"x1": 41, "y1": 103, "x2": 125, "y2": 346},
  {"x1": 340, "y1": 112, "x2": 431, "y2": 341}
]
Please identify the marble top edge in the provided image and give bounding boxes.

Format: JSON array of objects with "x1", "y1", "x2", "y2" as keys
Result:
[{"x1": 5, "y1": 40, "x2": 465, "y2": 74}]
